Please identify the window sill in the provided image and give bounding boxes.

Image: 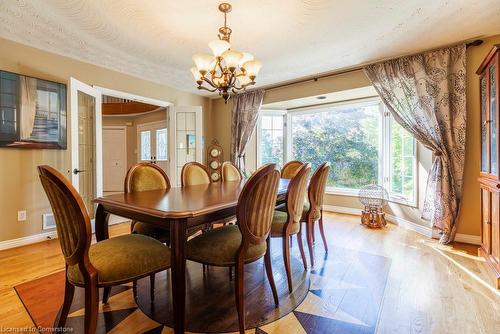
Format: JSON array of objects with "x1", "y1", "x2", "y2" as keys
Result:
[{"x1": 325, "y1": 188, "x2": 417, "y2": 208}]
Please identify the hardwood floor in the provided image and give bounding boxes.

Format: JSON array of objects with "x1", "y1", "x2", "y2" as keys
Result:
[{"x1": 1, "y1": 213, "x2": 499, "y2": 333}]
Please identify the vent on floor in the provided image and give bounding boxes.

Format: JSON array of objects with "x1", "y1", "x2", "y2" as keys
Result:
[{"x1": 42, "y1": 213, "x2": 55, "y2": 230}]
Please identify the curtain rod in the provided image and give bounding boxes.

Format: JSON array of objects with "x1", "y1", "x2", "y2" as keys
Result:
[{"x1": 258, "y1": 39, "x2": 483, "y2": 92}]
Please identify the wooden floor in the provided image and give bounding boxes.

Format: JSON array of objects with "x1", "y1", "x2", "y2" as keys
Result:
[{"x1": 1, "y1": 213, "x2": 500, "y2": 333}]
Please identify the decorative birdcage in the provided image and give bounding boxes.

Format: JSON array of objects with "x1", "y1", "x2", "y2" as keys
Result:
[{"x1": 358, "y1": 184, "x2": 388, "y2": 229}]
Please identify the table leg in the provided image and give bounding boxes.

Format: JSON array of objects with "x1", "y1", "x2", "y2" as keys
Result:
[
  {"x1": 170, "y1": 218, "x2": 187, "y2": 334},
  {"x1": 95, "y1": 204, "x2": 109, "y2": 241}
]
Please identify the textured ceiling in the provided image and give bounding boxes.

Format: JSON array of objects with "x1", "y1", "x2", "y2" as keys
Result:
[{"x1": 1, "y1": 0, "x2": 499, "y2": 96}]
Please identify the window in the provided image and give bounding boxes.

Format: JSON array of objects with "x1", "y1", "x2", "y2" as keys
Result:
[
  {"x1": 257, "y1": 112, "x2": 285, "y2": 166},
  {"x1": 291, "y1": 101, "x2": 381, "y2": 190},
  {"x1": 257, "y1": 98, "x2": 417, "y2": 204},
  {"x1": 140, "y1": 130, "x2": 151, "y2": 161},
  {"x1": 156, "y1": 128, "x2": 168, "y2": 161}
]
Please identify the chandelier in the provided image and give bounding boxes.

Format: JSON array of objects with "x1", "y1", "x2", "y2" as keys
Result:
[{"x1": 191, "y1": 2, "x2": 262, "y2": 103}]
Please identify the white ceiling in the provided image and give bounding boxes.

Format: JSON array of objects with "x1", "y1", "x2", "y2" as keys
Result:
[{"x1": 1, "y1": 0, "x2": 499, "y2": 96}]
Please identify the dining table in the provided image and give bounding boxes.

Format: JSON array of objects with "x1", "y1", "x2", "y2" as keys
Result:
[{"x1": 93, "y1": 178, "x2": 289, "y2": 334}]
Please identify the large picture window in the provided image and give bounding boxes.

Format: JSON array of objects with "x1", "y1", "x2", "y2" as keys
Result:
[{"x1": 257, "y1": 98, "x2": 417, "y2": 204}]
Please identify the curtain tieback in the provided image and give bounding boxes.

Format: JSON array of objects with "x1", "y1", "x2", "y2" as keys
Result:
[{"x1": 434, "y1": 151, "x2": 442, "y2": 156}]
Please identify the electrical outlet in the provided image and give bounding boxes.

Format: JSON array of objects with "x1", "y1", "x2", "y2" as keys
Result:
[{"x1": 17, "y1": 210, "x2": 27, "y2": 222}]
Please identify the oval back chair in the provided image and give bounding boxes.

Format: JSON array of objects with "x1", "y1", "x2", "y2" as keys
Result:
[
  {"x1": 281, "y1": 160, "x2": 304, "y2": 179},
  {"x1": 186, "y1": 164, "x2": 281, "y2": 334},
  {"x1": 181, "y1": 162, "x2": 211, "y2": 186},
  {"x1": 222, "y1": 161, "x2": 243, "y2": 182},
  {"x1": 303, "y1": 162, "x2": 331, "y2": 266},
  {"x1": 38, "y1": 165, "x2": 170, "y2": 334},
  {"x1": 271, "y1": 162, "x2": 311, "y2": 292}
]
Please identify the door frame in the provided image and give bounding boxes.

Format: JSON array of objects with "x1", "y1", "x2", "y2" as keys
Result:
[
  {"x1": 93, "y1": 86, "x2": 172, "y2": 193},
  {"x1": 69, "y1": 77, "x2": 103, "y2": 196},
  {"x1": 102, "y1": 125, "x2": 128, "y2": 192}
]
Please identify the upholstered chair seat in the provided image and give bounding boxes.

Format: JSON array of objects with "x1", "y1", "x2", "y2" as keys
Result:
[
  {"x1": 270, "y1": 210, "x2": 300, "y2": 236},
  {"x1": 68, "y1": 234, "x2": 170, "y2": 286},
  {"x1": 187, "y1": 225, "x2": 267, "y2": 266},
  {"x1": 132, "y1": 222, "x2": 170, "y2": 242}
]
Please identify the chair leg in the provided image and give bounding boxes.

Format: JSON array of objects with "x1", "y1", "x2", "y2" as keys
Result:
[
  {"x1": 312, "y1": 220, "x2": 316, "y2": 244},
  {"x1": 283, "y1": 233, "x2": 293, "y2": 293},
  {"x1": 54, "y1": 278, "x2": 75, "y2": 328},
  {"x1": 234, "y1": 260, "x2": 245, "y2": 334},
  {"x1": 318, "y1": 214, "x2": 328, "y2": 252},
  {"x1": 150, "y1": 273, "x2": 156, "y2": 301},
  {"x1": 306, "y1": 218, "x2": 315, "y2": 267},
  {"x1": 84, "y1": 280, "x2": 99, "y2": 334},
  {"x1": 102, "y1": 287, "x2": 111, "y2": 304},
  {"x1": 264, "y1": 237, "x2": 279, "y2": 307},
  {"x1": 296, "y1": 229, "x2": 308, "y2": 270}
]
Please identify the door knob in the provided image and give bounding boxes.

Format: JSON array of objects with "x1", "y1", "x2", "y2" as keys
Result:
[{"x1": 73, "y1": 168, "x2": 85, "y2": 174}]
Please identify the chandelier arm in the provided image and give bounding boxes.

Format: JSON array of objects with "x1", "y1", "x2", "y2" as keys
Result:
[
  {"x1": 202, "y1": 77, "x2": 219, "y2": 88},
  {"x1": 198, "y1": 85, "x2": 217, "y2": 93}
]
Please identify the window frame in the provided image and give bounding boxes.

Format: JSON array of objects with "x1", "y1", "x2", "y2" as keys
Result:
[
  {"x1": 256, "y1": 109, "x2": 287, "y2": 167},
  {"x1": 257, "y1": 97, "x2": 418, "y2": 207}
]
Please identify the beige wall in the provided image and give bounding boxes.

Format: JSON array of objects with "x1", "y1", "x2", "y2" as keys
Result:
[
  {"x1": 209, "y1": 34, "x2": 500, "y2": 237},
  {"x1": 0, "y1": 37, "x2": 208, "y2": 242}
]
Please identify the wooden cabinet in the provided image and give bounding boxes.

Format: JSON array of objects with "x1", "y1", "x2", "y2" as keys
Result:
[{"x1": 478, "y1": 45, "x2": 500, "y2": 288}]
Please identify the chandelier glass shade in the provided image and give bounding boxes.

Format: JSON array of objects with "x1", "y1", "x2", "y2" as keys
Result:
[{"x1": 191, "y1": 3, "x2": 262, "y2": 103}]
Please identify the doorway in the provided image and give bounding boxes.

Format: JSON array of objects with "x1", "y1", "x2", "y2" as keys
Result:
[{"x1": 137, "y1": 121, "x2": 169, "y2": 174}]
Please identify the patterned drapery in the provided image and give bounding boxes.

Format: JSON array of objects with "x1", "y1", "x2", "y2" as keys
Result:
[
  {"x1": 364, "y1": 44, "x2": 467, "y2": 244},
  {"x1": 230, "y1": 90, "x2": 265, "y2": 173}
]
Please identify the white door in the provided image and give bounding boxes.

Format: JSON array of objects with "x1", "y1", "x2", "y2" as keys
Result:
[
  {"x1": 102, "y1": 126, "x2": 127, "y2": 192},
  {"x1": 137, "y1": 121, "x2": 169, "y2": 174},
  {"x1": 70, "y1": 78, "x2": 102, "y2": 218},
  {"x1": 169, "y1": 106, "x2": 203, "y2": 186}
]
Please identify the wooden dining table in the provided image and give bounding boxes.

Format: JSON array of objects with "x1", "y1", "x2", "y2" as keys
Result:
[{"x1": 93, "y1": 178, "x2": 289, "y2": 334}]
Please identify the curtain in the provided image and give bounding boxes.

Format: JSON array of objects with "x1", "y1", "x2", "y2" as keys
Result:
[
  {"x1": 19, "y1": 76, "x2": 38, "y2": 140},
  {"x1": 230, "y1": 90, "x2": 265, "y2": 173},
  {"x1": 364, "y1": 44, "x2": 466, "y2": 244}
]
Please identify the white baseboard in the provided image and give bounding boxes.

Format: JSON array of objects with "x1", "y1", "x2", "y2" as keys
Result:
[
  {"x1": 454, "y1": 233, "x2": 481, "y2": 245},
  {"x1": 0, "y1": 215, "x2": 130, "y2": 251},
  {"x1": 0, "y1": 230, "x2": 58, "y2": 251},
  {"x1": 323, "y1": 205, "x2": 480, "y2": 245}
]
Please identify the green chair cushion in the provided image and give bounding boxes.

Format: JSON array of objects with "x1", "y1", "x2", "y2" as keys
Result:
[
  {"x1": 68, "y1": 234, "x2": 170, "y2": 286},
  {"x1": 133, "y1": 222, "x2": 170, "y2": 243},
  {"x1": 186, "y1": 225, "x2": 266, "y2": 266},
  {"x1": 276, "y1": 202, "x2": 320, "y2": 221},
  {"x1": 271, "y1": 210, "x2": 300, "y2": 236}
]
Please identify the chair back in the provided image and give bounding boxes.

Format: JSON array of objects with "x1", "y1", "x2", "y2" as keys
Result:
[
  {"x1": 285, "y1": 163, "x2": 311, "y2": 228},
  {"x1": 237, "y1": 164, "x2": 280, "y2": 245},
  {"x1": 281, "y1": 160, "x2": 304, "y2": 179},
  {"x1": 125, "y1": 163, "x2": 171, "y2": 193},
  {"x1": 308, "y1": 162, "x2": 331, "y2": 215},
  {"x1": 181, "y1": 162, "x2": 211, "y2": 186},
  {"x1": 37, "y1": 165, "x2": 91, "y2": 266},
  {"x1": 222, "y1": 161, "x2": 242, "y2": 182}
]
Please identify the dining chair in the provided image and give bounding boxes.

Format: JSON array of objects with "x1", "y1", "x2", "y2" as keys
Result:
[
  {"x1": 125, "y1": 162, "x2": 171, "y2": 300},
  {"x1": 222, "y1": 161, "x2": 243, "y2": 182},
  {"x1": 271, "y1": 162, "x2": 310, "y2": 293},
  {"x1": 181, "y1": 161, "x2": 211, "y2": 186},
  {"x1": 281, "y1": 160, "x2": 304, "y2": 179},
  {"x1": 126, "y1": 162, "x2": 171, "y2": 243},
  {"x1": 302, "y1": 162, "x2": 331, "y2": 266},
  {"x1": 186, "y1": 164, "x2": 281, "y2": 334},
  {"x1": 38, "y1": 165, "x2": 171, "y2": 334}
]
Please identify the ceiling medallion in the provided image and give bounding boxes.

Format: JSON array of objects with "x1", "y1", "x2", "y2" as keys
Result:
[{"x1": 191, "y1": 2, "x2": 262, "y2": 103}]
